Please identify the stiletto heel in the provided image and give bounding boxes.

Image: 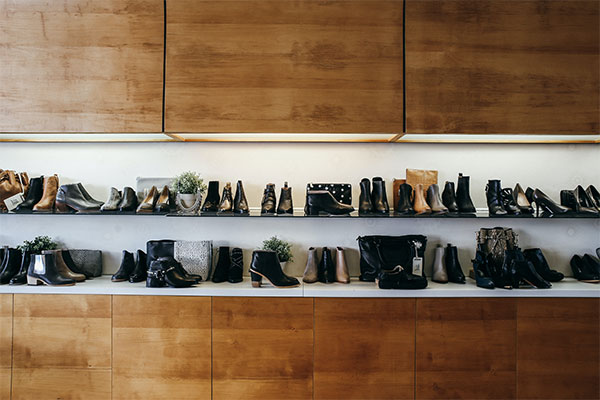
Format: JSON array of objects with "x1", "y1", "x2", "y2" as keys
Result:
[{"x1": 251, "y1": 271, "x2": 262, "y2": 287}]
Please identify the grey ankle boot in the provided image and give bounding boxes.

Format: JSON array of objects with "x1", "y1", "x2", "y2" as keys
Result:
[
  {"x1": 302, "y1": 247, "x2": 318, "y2": 283},
  {"x1": 100, "y1": 187, "x2": 122, "y2": 212},
  {"x1": 432, "y1": 244, "x2": 448, "y2": 283},
  {"x1": 335, "y1": 247, "x2": 350, "y2": 284}
]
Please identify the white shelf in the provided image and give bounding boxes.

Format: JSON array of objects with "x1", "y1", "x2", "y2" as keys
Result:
[{"x1": 0, "y1": 276, "x2": 597, "y2": 298}]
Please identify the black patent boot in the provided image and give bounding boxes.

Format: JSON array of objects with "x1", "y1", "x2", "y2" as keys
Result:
[
  {"x1": 112, "y1": 250, "x2": 135, "y2": 282},
  {"x1": 201, "y1": 181, "x2": 220, "y2": 212},
  {"x1": 513, "y1": 249, "x2": 551, "y2": 288},
  {"x1": 371, "y1": 177, "x2": 389, "y2": 214},
  {"x1": 261, "y1": 184, "x2": 277, "y2": 214},
  {"x1": 442, "y1": 181, "x2": 459, "y2": 213},
  {"x1": 277, "y1": 182, "x2": 293, "y2": 214},
  {"x1": 129, "y1": 250, "x2": 148, "y2": 283},
  {"x1": 523, "y1": 248, "x2": 564, "y2": 282},
  {"x1": 486, "y1": 180, "x2": 507, "y2": 216},
  {"x1": 396, "y1": 183, "x2": 414, "y2": 215},
  {"x1": 456, "y1": 173, "x2": 476, "y2": 214},
  {"x1": 359, "y1": 178, "x2": 373, "y2": 215},
  {"x1": 318, "y1": 247, "x2": 336, "y2": 283},
  {"x1": 444, "y1": 244, "x2": 465, "y2": 284},
  {"x1": 305, "y1": 190, "x2": 354, "y2": 215},
  {"x1": 0, "y1": 248, "x2": 23, "y2": 284},
  {"x1": 228, "y1": 247, "x2": 243, "y2": 283},
  {"x1": 212, "y1": 246, "x2": 230, "y2": 283},
  {"x1": 218, "y1": 182, "x2": 234, "y2": 213},
  {"x1": 500, "y1": 188, "x2": 521, "y2": 215},
  {"x1": 27, "y1": 253, "x2": 75, "y2": 286},
  {"x1": 15, "y1": 176, "x2": 44, "y2": 213},
  {"x1": 233, "y1": 180, "x2": 249, "y2": 214},
  {"x1": 249, "y1": 250, "x2": 299, "y2": 288},
  {"x1": 9, "y1": 250, "x2": 31, "y2": 285}
]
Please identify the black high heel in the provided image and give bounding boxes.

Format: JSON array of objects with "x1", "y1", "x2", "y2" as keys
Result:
[
  {"x1": 513, "y1": 249, "x2": 551, "y2": 289},
  {"x1": 585, "y1": 185, "x2": 600, "y2": 211},
  {"x1": 533, "y1": 189, "x2": 570, "y2": 217},
  {"x1": 523, "y1": 248, "x2": 564, "y2": 282},
  {"x1": 573, "y1": 186, "x2": 599, "y2": 216}
]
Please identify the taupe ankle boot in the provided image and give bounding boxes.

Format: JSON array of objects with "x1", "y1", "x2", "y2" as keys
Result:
[
  {"x1": 335, "y1": 247, "x2": 350, "y2": 283},
  {"x1": 302, "y1": 247, "x2": 318, "y2": 283},
  {"x1": 432, "y1": 245, "x2": 448, "y2": 283}
]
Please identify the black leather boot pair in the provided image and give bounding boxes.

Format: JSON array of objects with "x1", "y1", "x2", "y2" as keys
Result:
[
  {"x1": 100, "y1": 187, "x2": 138, "y2": 212},
  {"x1": 249, "y1": 250, "x2": 299, "y2": 288},
  {"x1": 440, "y1": 173, "x2": 476, "y2": 215},
  {"x1": 358, "y1": 177, "x2": 389, "y2": 215},
  {"x1": 259, "y1": 182, "x2": 293, "y2": 215},
  {"x1": 55, "y1": 183, "x2": 104, "y2": 213},
  {"x1": 112, "y1": 250, "x2": 147, "y2": 283},
  {"x1": 560, "y1": 185, "x2": 599, "y2": 216},
  {"x1": 203, "y1": 180, "x2": 250, "y2": 214},
  {"x1": 570, "y1": 254, "x2": 600, "y2": 283},
  {"x1": 211, "y1": 246, "x2": 243, "y2": 283},
  {"x1": 146, "y1": 257, "x2": 197, "y2": 288}
]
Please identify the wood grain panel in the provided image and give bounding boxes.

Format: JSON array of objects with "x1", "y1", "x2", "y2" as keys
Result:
[
  {"x1": 0, "y1": 0, "x2": 164, "y2": 132},
  {"x1": 165, "y1": 0, "x2": 403, "y2": 133},
  {"x1": 0, "y1": 294, "x2": 11, "y2": 400},
  {"x1": 212, "y1": 297, "x2": 313, "y2": 399},
  {"x1": 416, "y1": 298, "x2": 517, "y2": 399},
  {"x1": 406, "y1": 0, "x2": 599, "y2": 134},
  {"x1": 112, "y1": 295, "x2": 212, "y2": 400},
  {"x1": 314, "y1": 298, "x2": 415, "y2": 400},
  {"x1": 517, "y1": 298, "x2": 600, "y2": 399},
  {"x1": 12, "y1": 368, "x2": 111, "y2": 400}
]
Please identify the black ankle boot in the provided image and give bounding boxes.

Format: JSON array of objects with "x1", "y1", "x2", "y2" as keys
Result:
[
  {"x1": 250, "y1": 250, "x2": 299, "y2": 288},
  {"x1": 456, "y1": 173, "x2": 476, "y2": 213},
  {"x1": 233, "y1": 180, "x2": 249, "y2": 214},
  {"x1": 513, "y1": 249, "x2": 551, "y2": 288},
  {"x1": 112, "y1": 250, "x2": 135, "y2": 282},
  {"x1": 444, "y1": 244, "x2": 465, "y2": 284},
  {"x1": 305, "y1": 190, "x2": 354, "y2": 215},
  {"x1": 500, "y1": 188, "x2": 521, "y2": 215},
  {"x1": 318, "y1": 247, "x2": 335, "y2": 283},
  {"x1": 27, "y1": 253, "x2": 75, "y2": 286},
  {"x1": 442, "y1": 181, "x2": 459, "y2": 213},
  {"x1": 277, "y1": 182, "x2": 293, "y2": 214},
  {"x1": 371, "y1": 177, "x2": 389, "y2": 214},
  {"x1": 472, "y1": 251, "x2": 494, "y2": 289},
  {"x1": 201, "y1": 181, "x2": 220, "y2": 212},
  {"x1": 228, "y1": 247, "x2": 243, "y2": 283},
  {"x1": 119, "y1": 187, "x2": 138, "y2": 212},
  {"x1": 523, "y1": 248, "x2": 564, "y2": 282},
  {"x1": 129, "y1": 250, "x2": 148, "y2": 283},
  {"x1": 359, "y1": 178, "x2": 373, "y2": 214},
  {"x1": 486, "y1": 180, "x2": 507, "y2": 216},
  {"x1": 15, "y1": 176, "x2": 44, "y2": 213},
  {"x1": 396, "y1": 183, "x2": 414, "y2": 215},
  {"x1": 261, "y1": 184, "x2": 277, "y2": 214},
  {"x1": 9, "y1": 250, "x2": 31, "y2": 285},
  {"x1": 146, "y1": 257, "x2": 196, "y2": 288},
  {"x1": 212, "y1": 246, "x2": 230, "y2": 282},
  {"x1": 218, "y1": 182, "x2": 234, "y2": 213},
  {"x1": 0, "y1": 248, "x2": 22, "y2": 284}
]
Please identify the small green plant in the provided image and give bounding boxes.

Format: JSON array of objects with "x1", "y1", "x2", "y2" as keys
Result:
[
  {"x1": 172, "y1": 171, "x2": 207, "y2": 195},
  {"x1": 261, "y1": 236, "x2": 293, "y2": 263},
  {"x1": 17, "y1": 235, "x2": 58, "y2": 254}
]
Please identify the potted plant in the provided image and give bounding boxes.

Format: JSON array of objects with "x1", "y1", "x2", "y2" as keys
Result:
[
  {"x1": 261, "y1": 236, "x2": 293, "y2": 271},
  {"x1": 18, "y1": 235, "x2": 58, "y2": 254},
  {"x1": 172, "y1": 171, "x2": 207, "y2": 213}
]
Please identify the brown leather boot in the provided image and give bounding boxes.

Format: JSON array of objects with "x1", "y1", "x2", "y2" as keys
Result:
[
  {"x1": 335, "y1": 247, "x2": 350, "y2": 284},
  {"x1": 33, "y1": 174, "x2": 59, "y2": 212},
  {"x1": 45, "y1": 250, "x2": 86, "y2": 282},
  {"x1": 413, "y1": 183, "x2": 431, "y2": 214}
]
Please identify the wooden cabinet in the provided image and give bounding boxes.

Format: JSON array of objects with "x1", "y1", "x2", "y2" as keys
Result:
[
  {"x1": 165, "y1": 0, "x2": 404, "y2": 134},
  {"x1": 405, "y1": 0, "x2": 600, "y2": 134},
  {"x1": 0, "y1": 295, "x2": 12, "y2": 400},
  {"x1": 11, "y1": 295, "x2": 111, "y2": 400},
  {"x1": 212, "y1": 297, "x2": 314, "y2": 399},
  {"x1": 0, "y1": 0, "x2": 164, "y2": 133},
  {"x1": 517, "y1": 298, "x2": 600, "y2": 399},
  {"x1": 314, "y1": 298, "x2": 415, "y2": 399},
  {"x1": 112, "y1": 296, "x2": 212, "y2": 400}
]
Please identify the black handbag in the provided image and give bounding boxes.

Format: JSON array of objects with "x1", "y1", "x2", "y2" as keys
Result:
[
  {"x1": 146, "y1": 239, "x2": 175, "y2": 269},
  {"x1": 357, "y1": 235, "x2": 427, "y2": 281},
  {"x1": 306, "y1": 183, "x2": 352, "y2": 205}
]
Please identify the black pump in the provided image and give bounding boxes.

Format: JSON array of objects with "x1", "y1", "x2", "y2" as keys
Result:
[
  {"x1": 533, "y1": 189, "x2": 570, "y2": 217},
  {"x1": 201, "y1": 181, "x2": 220, "y2": 212},
  {"x1": 318, "y1": 247, "x2": 336, "y2": 283},
  {"x1": 442, "y1": 181, "x2": 459, "y2": 213},
  {"x1": 444, "y1": 244, "x2": 465, "y2": 284},
  {"x1": 249, "y1": 250, "x2": 299, "y2": 288},
  {"x1": 15, "y1": 176, "x2": 44, "y2": 213},
  {"x1": 396, "y1": 183, "x2": 414, "y2": 215},
  {"x1": 277, "y1": 182, "x2": 293, "y2": 214},
  {"x1": 233, "y1": 180, "x2": 249, "y2": 214},
  {"x1": 359, "y1": 178, "x2": 373, "y2": 214},
  {"x1": 486, "y1": 180, "x2": 507, "y2": 216},
  {"x1": 371, "y1": 177, "x2": 389, "y2": 214}
]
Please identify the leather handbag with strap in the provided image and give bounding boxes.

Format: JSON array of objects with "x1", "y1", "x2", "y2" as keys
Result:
[
  {"x1": 476, "y1": 227, "x2": 518, "y2": 269},
  {"x1": 147, "y1": 239, "x2": 213, "y2": 281},
  {"x1": 357, "y1": 235, "x2": 427, "y2": 281},
  {"x1": 0, "y1": 170, "x2": 29, "y2": 211}
]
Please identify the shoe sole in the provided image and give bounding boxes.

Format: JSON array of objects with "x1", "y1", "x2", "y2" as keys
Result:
[{"x1": 249, "y1": 269, "x2": 300, "y2": 289}]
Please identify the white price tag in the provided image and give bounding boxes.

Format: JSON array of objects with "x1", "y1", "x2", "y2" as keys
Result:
[
  {"x1": 412, "y1": 256, "x2": 423, "y2": 276},
  {"x1": 4, "y1": 193, "x2": 24, "y2": 211}
]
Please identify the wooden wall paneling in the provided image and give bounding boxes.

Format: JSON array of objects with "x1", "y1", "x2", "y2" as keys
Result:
[
  {"x1": 405, "y1": 0, "x2": 600, "y2": 134},
  {"x1": 416, "y1": 298, "x2": 517, "y2": 399},
  {"x1": 0, "y1": 0, "x2": 164, "y2": 132},
  {"x1": 165, "y1": 0, "x2": 404, "y2": 134},
  {"x1": 11, "y1": 294, "x2": 111, "y2": 400},
  {"x1": 212, "y1": 297, "x2": 314, "y2": 399},
  {"x1": 112, "y1": 295, "x2": 212, "y2": 400},
  {"x1": 517, "y1": 298, "x2": 600, "y2": 399},
  {"x1": 0, "y1": 295, "x2": 12, "y2": 400},
  {"x1": 314, "y1": 298, "x2": 415, "y2": 400}
]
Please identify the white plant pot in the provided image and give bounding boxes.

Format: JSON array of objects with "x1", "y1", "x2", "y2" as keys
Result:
[
  {"x1": 279, "y1": 261, "x2": 287, "y2": 272},
  {"x1": 179, "y1": 193, "x2": 197, "y2": 208}
]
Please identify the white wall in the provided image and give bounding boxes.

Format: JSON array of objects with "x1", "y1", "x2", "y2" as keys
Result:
[{"x1": 0, "y1": 142, "x2": 598, "y2": 277}]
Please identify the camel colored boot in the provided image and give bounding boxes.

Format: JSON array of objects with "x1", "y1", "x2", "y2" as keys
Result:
[
  {"x1": 33, "y1": 174, "x2": 59, "y2": 212},
  {"x1": 413, "y1": 183, "x2": 431, "y2": 214}
]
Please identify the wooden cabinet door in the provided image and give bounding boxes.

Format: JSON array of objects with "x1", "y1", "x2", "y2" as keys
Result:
[
  {"x1": 0, "y1": 0, "x2": 164, "y2": 132},
  {"x1": 11, "y1": 294, "x2": 111, "y2": 400},
  {"x1": 165, "y1": 0, "x2": 404, "y2": 134},
  {"x1": 314, "y1": 298, "x2": 416, "y2": 400},
  {"x1": 0, "y1": 295, "x2": 12, "y2": 400},
  {"x1": 112, "y1": 295, "x2": 212, "y2": 400},
  {"x1": 517, "y1": 298, "x2": 600, "y2": 399},
  {"x1": 405, "y1": 0, "x2": 599, "y2": 134},
  {"x1": 212, "y1": 297, "x2": 314, "y2": 399},
  {"x1": 416, "y1": 298, "x2": 517, "y2": 399}
]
